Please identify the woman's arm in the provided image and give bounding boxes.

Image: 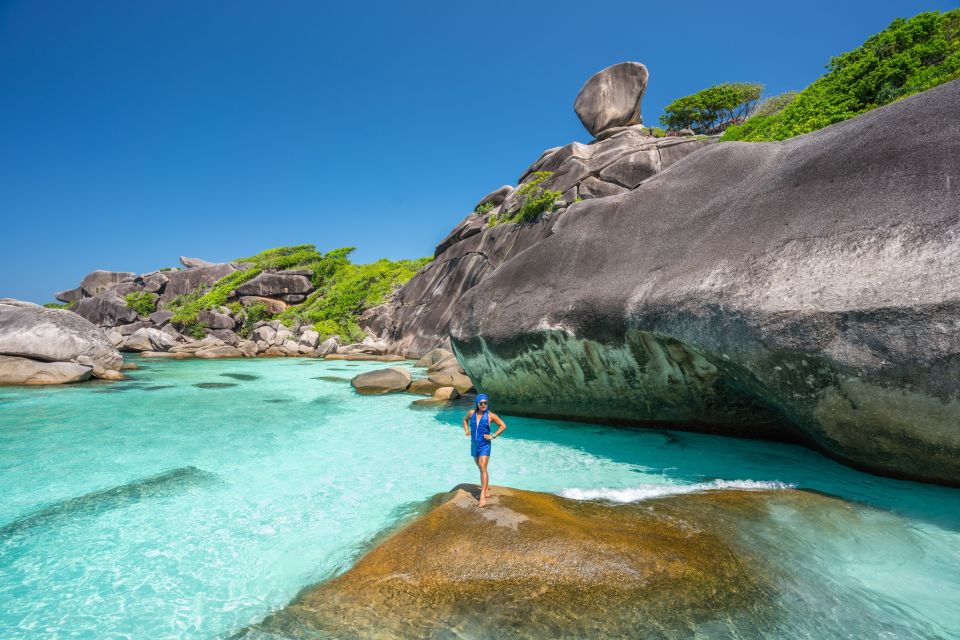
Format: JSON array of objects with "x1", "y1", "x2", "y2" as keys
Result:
[
  {"x1": 484, "y1": 412, "x2": 507, "y2": 441},
  {"x1": 463, "y1": 410, "x2": 475, "y2": 436}
]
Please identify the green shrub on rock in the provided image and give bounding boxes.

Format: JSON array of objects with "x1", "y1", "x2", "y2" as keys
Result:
[
  {"x1": 280, "y1": 256, "x2": 432, "y2": 341},
  {"x1": 723, "y1": 10, "x2": 960, "y2": 141},
  {"x1": 488, "y1": 172, "x2": 562, "y2": 227},
  {"x1": 237, "y1": 302, "x2": 271, "y2": 338},
  {"x1": 125, "y1": 291, "x2": 158, "y2": 317}
]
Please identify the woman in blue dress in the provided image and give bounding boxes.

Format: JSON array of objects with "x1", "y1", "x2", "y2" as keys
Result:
[{"x1": 462, "y1": 394, "x2": 506, "y2": 508}]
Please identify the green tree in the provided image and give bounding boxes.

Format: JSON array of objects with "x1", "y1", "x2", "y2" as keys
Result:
[
  {"x1": 723, "y1": 9, "x2": 960, "y2": 141},
  {"x1": 660, "y1": 82, "x2": 763, "y2": 132}
]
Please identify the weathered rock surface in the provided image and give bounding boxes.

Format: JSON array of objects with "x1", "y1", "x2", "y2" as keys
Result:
[
  {"x1": 72, "y1": 291, "x2": 139, "y2": 327},
  {"x1": 350, "y1": 367, "x2": 412, "y2": 394},
  {"x1": 363, "y1": 132, "x2": 710, "y2": 357},
  {"x1": 450, "y1": 79, "x2": 960, "y2": 485},
  {"x1": 121, "y1": 328, "x2": 176, "y2": 353},
  {"x1": 241, "y1": 297, "x2": 287, "y2": 316},
  {"x1": 148, "y1": 310, "x2": 174, "y2": 327},
  {"x1": 0, "y1": 355, "x2": 92, "y2": 385},
  {"x1": 55, "y1": 286, "x2": 83, "y2": 303},
  {"x1": 158, "y1": 263, "x2": 239, "y2": 306},
  {"x1": 234, "y1": 272, "x2": 313, "y2": 297},
  {"x1": 197, "y1": 309, "x2": 235, "y2": 330},
  {"x1": 195, "y1": 345, "x2": 244, "y2": 359},
  {"x1": 574, "y1": 61, "x2": 649, "y2": 137},
  {"x1": 180, "y1": 256, "x2": 215, "y2": 268},
  {"x1": 0, "y1": 299, "x2": 122, "y2": 372},
  {"x1": 80, "y1": 270, "x2": 135, "y2": 297},
  {"x1": 239, "y1": 485, "x2": 796, "y2": 639}
]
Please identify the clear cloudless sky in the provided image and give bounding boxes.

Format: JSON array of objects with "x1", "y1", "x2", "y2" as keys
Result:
[{"x1": 1, "y1": 0, "x2": 957, "y2": 302}]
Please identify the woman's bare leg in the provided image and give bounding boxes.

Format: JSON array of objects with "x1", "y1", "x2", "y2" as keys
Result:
[{"x1": 478, "y1": 456, "x2": 490, "y2": 507}]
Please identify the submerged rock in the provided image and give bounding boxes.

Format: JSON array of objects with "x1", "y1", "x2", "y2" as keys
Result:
[
  {"x1": 451, "y1": 79, "x2": 960, "y2": 485},
  {"x1": 240, "y1": 485, "x2": 795, "y2": 639}
]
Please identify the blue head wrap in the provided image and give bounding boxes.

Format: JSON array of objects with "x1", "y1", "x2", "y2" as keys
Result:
[{"x1": 475, "y1": 394, "x2": 489, "y2": 409}]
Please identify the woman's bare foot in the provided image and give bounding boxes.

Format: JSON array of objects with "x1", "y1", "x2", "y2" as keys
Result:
[
  {"x1": 478, "y1": 495, "x2": 487, "y2": 508},
  {"x1": 485, "y1": 488, "x2": 491, "y2": 498}
]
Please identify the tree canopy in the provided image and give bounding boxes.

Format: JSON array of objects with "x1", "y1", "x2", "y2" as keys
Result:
[
  {"x1": 723, "y1": 9, "x2": 960, "y2": 141},
  {"x1": 659, "y1": 82, "x2": 763, "y2": 132}
]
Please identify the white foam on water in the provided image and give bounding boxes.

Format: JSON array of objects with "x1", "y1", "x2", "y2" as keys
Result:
[{"x1": 559, "y1": 479, "x2": 794, "y2": 503}]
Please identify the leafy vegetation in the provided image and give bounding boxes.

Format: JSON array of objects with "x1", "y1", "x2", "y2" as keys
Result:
[
  {"x1": 487, "y1": 172, "x2": 562, "y2": 227},
  {"x1": 43, "y1": 302, "x2": 70, "y2": 309},
  {"x1": 723, "y1": 10, "x2": 960, "y2": 141},
  {"x1": 237, "y1": 302, "x2": 270, "y2": 338},
  {"x1": 168, "y1": 245, "x2": 353, "y2": 328},
  {"x1": 158, "y1": 243, "x2": 430, "y2": 342},
  {"x1": 659, "y1": 83, "x2": 763, "y2": 132},
  {"x1": 474, "y1": 201, "x2": 496, "y2": 215},
  {"x1": 751, "y1": 91, "x2": 800, "y2": 118},
  {"x1": 125, "y1": 291, "x2": 158, "y2": 317},
  {"x1": 279, "y1": 256, "x2": 432, "y2": 341}
]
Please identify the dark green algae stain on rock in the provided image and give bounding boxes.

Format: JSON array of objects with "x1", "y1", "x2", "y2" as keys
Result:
[
  {"x1": 193, "y1": 382, "x2": 238, "y2": 389},
  {"x1": 235, "y1": 485, "x2": 826, "y2": 639}
]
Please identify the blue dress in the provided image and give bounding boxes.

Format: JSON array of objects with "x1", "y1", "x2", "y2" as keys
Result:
[{"x1": 470, "y1": 409, "x2": 492, "y2": 458}]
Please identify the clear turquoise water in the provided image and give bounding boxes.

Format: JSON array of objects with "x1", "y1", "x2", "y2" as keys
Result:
[{"x1": 0, "y1": 356, "x2": 958, "y2": 639}]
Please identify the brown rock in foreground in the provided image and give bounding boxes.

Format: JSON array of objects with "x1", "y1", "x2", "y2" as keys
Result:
[{"x1": 240, "y1": 485, "x2": 792, "y2": 639}]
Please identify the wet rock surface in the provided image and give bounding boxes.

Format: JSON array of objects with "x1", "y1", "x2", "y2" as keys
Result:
[{"x1": 236, "y1": 485, "x2": 807, "y2": 639}]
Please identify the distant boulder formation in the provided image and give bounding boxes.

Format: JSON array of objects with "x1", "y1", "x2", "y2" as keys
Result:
[
  {"x1": 364, "y1": 64, "x2": 710, "y2": 357},
  {"x1": 0, "y1": 299, "x2": 122, "y2": 384},
  {"x1": 179, "y1": 256, "x2": 216, "y2": 268},
  {"x1": 574, "y1": 61, "x2": 649, "y2": 138}
]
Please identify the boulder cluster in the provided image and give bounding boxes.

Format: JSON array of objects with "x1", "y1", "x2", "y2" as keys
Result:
[
  {"x1": 0, "y1": 299, "x2": 124, "y2": 384},
  {"x1": 364, "y1": 63, "x2": 710, "y2": 356},
  {"x1": 350, "y1": 348, "x2": 474, "y2": 404},
  {"x1": 362, "y1": 68, "x2": 960, "y2": 486}
]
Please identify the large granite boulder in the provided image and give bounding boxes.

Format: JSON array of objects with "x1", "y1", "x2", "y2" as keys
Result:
[
  {"x1": 54, "y1": 287, "x2": 83, "y2": 303},
  {"x1": 237, "y1": 485, "x2": 812, "y2": 638},
  {"x1": 158, "y1": 263, "x2": 239, "y2": 306},
  {"x1": 574, "y1": 61, "x2": 649, "y2": 137},
  {"x1": 72, "y1": 290, "x2": 139, "y2": 327},
  {"x1": 234, "y1": 272, "x2": 313, "y2": 297},
  {"x1": 363, "y1": 130, "x2": 710, "y2": 358},
  {"x1": 80, "y1": 270, "x2": 135, "y2": 297},
  {"x1": 121, "y1": 328, "x2": 176, "y2": 352},
  {"x1": 180, "y1": 256, "x2": 215, "y2": 268},
  {"x1": 351, "y1": 367, "x2": 412, "y2": 394},
  {"x1": 0, "y1": 355, "x2": 93, "y2": 385},
  {"x1": 0, "y1": 299, "x2": 122, "y2": 379},
  {"x1": 197, "y1": 309, "x2": 235, "y2": 330},
  {"x1": 449, "y1": 80, "x2": 960, "y2": 486}
]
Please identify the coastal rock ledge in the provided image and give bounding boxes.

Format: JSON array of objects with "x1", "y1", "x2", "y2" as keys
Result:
[
  {"x1": 234, "y1": 485, "x2": 871, "y2": 639},
  {"x1": 450, "y1": 79, "x2": 960, "y2": 486}
]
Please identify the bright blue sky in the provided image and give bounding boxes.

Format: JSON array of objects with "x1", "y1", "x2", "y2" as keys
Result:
[{"x1": 1, "y1": 0, "x2": 956, "y2": 302}]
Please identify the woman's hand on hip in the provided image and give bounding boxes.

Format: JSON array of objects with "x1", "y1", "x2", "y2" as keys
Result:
[{"x1": 483, "y1": 434, "x2": 493, "y2": 441}]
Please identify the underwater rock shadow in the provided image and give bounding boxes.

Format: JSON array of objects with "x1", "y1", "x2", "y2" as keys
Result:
[
  {"x1": 0, "y1": 466, "x2": 219, "y2": 540},
  {"x1": 220, "y1": 373, "x2": 261, "y2": 381}
]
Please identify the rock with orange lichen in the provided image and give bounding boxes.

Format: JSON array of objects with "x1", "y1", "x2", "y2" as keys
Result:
[{"x1": 236, "y1": 485, "x2": 803, "y2": 639}]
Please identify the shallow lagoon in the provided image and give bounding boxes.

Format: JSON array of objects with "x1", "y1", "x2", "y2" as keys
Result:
[{"x1": 1, "y1": 356, "x2": 958, "y2": 639}]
